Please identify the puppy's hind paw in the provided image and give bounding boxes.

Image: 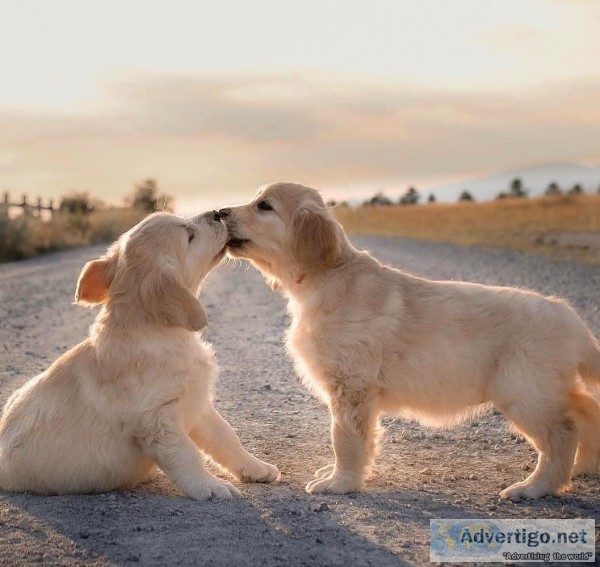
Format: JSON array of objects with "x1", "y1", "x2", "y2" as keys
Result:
[{"x1": 573, "y1": 459, "x2": 600, "y2": 477}]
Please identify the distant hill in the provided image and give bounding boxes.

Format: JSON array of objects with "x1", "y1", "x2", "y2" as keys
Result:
[{"x1": 427, "y1": 163, "x2": 600, "y2": 202}]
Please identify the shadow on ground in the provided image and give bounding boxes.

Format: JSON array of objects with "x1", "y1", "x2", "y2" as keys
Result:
[{"x1": 1, "y1": 478, "x2": 417, "y2": 566}]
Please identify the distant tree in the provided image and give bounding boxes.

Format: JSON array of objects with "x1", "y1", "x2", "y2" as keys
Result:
[
  {"x1": 458, "y1": 190, "x2": 474, "y2": 202},
  {"x1": 129, "y1": 179, "x2": 174, "y2": 212},
  {"x1": 399, "y1": 186, "x2": 420, "y2": 205},
  {"x1": 568, "y1": 183, "x2": 584, "y2": 195},
  {"x1": 59, "y1": 192, "x2": 97, "y2": 215},
  {"x1": 427, "y1": 193, "x2": 436, "y2": 203},
  {"x1": 544, "y1": 182, "x2": 561, "y2": 196},
  {"x1": 363, "y1": 191, "x2": 393, "y2": 206},
  {"x1": 508, "y1": 177, "x2": 528, "y2": 198}
]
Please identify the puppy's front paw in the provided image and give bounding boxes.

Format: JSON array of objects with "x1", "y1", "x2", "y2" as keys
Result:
[
  {"x1": 305, "y1": 472, "x2": 362, "y2": 494},
  {"x1": 314, "y1": 464, "x2": 335, "y2": 479},
  {"x1": 189, "y1": 477, "x2": 242, "y2": 500},
  {"x1": 239, "y1": 458, "x2": 280, "y2": 483}
]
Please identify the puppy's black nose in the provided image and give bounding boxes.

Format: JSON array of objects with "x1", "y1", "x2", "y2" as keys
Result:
[{"x1": 216, "y1": 208, "x2": 231, "y2": 220}]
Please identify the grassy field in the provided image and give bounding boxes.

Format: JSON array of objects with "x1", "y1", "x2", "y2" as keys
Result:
[
  {"x1": 335, "y1": 193, "x2": 600, "y2": 264},
  {"x1": 0, "y1": 208, "x2": 146, "y2": 262}
]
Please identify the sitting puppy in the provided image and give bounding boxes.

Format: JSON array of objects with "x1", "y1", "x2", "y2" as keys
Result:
[
  {"x1": 219, "y1": 182, "x2": 600, "y2": 499},
  {"x1": 0, "y1": 212, "x2": 279, "y2": 498}
]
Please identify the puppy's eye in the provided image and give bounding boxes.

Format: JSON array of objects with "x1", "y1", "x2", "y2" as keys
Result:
[
  {"x1": 187, "y1": 228, "x2": 195, "y2": 243},
  {"x1": 257, "y1": 200, "x2": 273, "y2": 211}
]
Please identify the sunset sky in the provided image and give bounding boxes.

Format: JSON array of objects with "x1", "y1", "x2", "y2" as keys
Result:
[{"x1": 1, "y1": 0, "x2": 599, "y2": 211}]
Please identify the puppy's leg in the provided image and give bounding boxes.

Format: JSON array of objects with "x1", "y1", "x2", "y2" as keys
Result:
[
  {"x1": 571, "y1": 389, "x2": 600, "y2": 476},
  {"x1": 499, "y1": 401, "x2": 577, "y2": 500},
  {"x1": 190, "y1": 405, "x2": 279, "y2": 483},
  {"x1": 306, "y1": 393, "x2": 379, "y2": 494},
  {"x1": 137, "y1": 407, "x2": 241, "y2": 500}
]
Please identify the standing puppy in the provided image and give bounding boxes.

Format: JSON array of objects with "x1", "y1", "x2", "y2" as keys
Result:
[
  {"x1": 220, "y1": 182, "x2": 600, "y2": 499},
  {"x1": 0, "y1": 212, "x2": 279, "y2": 498}
]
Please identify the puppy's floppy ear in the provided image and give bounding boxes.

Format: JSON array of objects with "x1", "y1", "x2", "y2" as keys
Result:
[
  {"x1": 291, "y1": 202, "x2": 340, "y2": 282},
  {"x1": 75, "y1": 245, "x2": 119, "y2": 306},
  {"x1": 140, "y1": 268, "x2": 208, "y2": 332}
]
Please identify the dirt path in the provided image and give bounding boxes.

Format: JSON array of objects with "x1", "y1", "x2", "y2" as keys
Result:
[{"x1": 0, "y1": 238, "x2": 599, "y2": 566}]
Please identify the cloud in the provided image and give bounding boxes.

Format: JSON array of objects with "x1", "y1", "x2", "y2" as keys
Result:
[
  {"x1": 112, "y1": 76, "x2": 321, "y2": 142},
  {"x1": 0, "y1": 73, "x2": 599, "y2": 207}
]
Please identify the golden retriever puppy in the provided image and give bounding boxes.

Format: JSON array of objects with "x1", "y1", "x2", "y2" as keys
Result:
[
  {"x1": 0, "y1": 212, "x2": 279, "y2": 498},
  {"x1": 219, "y1": 182, "x2": 600, "y2": 499}
]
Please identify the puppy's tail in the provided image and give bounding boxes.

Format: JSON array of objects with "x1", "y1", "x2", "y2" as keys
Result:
[{"x1": 579, "y1": 333, "x2": 600, "y2": 387}]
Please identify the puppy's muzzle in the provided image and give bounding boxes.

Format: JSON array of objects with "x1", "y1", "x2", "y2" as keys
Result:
[
  {"x1": 216, "y1": 209, "x2": 248, "y2": 249},
  {"x1": 190, "y1": 211, "x2": 223, "y2": 225}
]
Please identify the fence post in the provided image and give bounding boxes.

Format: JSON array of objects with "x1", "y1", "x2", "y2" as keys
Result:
[
  {"x1": 21, "y1": 194, "x2": 31, "y2": 216},
  {"x1": 1, "y1": 192, "x2": 55, "y2": 219},
  {"x1": 0, "y1": 191, "x2": 8, "y2": 216}
]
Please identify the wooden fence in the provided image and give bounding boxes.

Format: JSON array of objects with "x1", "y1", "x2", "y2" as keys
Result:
[{"x1": 0, "y1": 192, "x2": 55, "y2": 218}]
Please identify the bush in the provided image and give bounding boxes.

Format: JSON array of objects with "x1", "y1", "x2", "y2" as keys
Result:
[
  {"x1": 363, "y1": 192, "x2": 393, "y2": 206},
  {"x1": 0, "y1": 215, "x2": 66, "y2": 261},
  {"x1": 0, "y1": 181, "x2": 175, "y2": 263},
  {"x1": 87, "y1": 208, "x2": 146, "y2": 244},
  {"x1": 0, "y1": 208, "x2": 147, "y2": 263},
  {"x1": 399, "y1": 187, "x2": 420, "y2": 205},
  {"x1": 568, "y1": 184, "x2": 584, "y2": 195},
  {"x1": 129, "y1": 179, "x2": 174, "y2": 212},
  {"x1": 59, "y1": 192, "x2": 99, "y2": 215}
]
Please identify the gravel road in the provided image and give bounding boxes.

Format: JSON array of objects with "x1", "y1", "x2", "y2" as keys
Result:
[{"x1": 0, "y1": 237, "x2": 599, "y2": 566}]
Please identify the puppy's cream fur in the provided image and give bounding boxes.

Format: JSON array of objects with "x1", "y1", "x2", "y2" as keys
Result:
[
  {"x1": 222, "y1": 182, "x2": 600, "y2": 499},
  {"x1": 0, "y1": 212, "x2": 279, "y2": 498}
]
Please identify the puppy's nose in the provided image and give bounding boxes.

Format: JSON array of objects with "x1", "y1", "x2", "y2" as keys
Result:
[{"x1": 216, "y1": 208, "x2": 231, "y2": 220}]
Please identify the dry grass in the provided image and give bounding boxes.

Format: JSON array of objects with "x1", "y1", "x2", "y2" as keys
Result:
[
  {"x1": 0, "y1": 208, "x2": 146, "y2": 262},
  {"x1": 334, "y1": 194, "x2": 600, "y2": 264}
]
